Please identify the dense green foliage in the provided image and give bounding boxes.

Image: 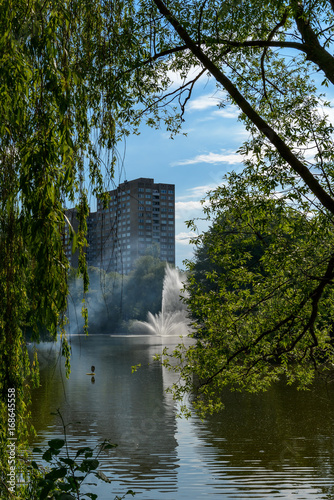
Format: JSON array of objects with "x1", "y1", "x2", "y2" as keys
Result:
[
  {"x1": 111, "y1": 0, "x2": 334, "y2": 415},
  {"x1": 178, "y1": 182, "x2": 334, "y2": 415},
  {"x1": 0, "y1": 0, "x2": 158, "y2": 493},
  {"x1": 3, "y1": 0, "x2": 334, "y2": 492}
]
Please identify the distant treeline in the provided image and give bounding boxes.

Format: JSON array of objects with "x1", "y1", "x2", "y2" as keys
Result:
[{"x1": 66, "y1": 255, "x2": 168, "y2": 334}]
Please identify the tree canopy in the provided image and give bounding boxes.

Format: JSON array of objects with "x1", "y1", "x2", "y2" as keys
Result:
[
  {"x1": 2, "y1": 0, "x2": 334, "y2": 474},
  {"x1": 110, "y1": 0, "x2": 334, "y2": 415},
  {"x1": 0, "y1": 0, "x2": 151, "y2": 480}
]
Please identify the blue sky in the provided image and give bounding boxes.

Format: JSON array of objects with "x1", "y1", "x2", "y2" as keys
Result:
[
  {"x1": 111, "y1": 75, "x2": 248, "y2": 269},
  {"x1": 84, "y1": 65, "x2": 334, "y2": 270},
  {"x1": 115, "y1": 70, "x2": 334, "y2": 269}
]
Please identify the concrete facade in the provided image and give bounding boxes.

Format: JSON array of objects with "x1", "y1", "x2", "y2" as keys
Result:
[{"x1": 65, "y1": 178, "x2": 175, "y2": 274}]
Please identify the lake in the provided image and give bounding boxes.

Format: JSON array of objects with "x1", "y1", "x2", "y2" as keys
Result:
[{"x1": 29, "y1": 334, "x2": 334, "y2": 499}]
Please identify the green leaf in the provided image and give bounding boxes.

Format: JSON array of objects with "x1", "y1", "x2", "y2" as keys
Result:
[
  {"x1": 45, "y1": 467, "x2": 68, "y2": 480},
  {"x1": 75, "y1": 446, "x2": 93, "y2": 458},
  {"x1": 48, "y1": 438, "x2": 65, "y2": 450},
  {"x1": 60, "y1": 457, "x2": 76, "y2": 467},
  {"x1": 78, "y1": 458, "x2": 99, "y2": 472},
  {"x1": 57, "y1": 494, "x2": 76, "y2": 500}
]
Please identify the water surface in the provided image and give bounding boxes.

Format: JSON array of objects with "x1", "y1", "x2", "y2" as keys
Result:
[{"x1": 30, "y1": 334, "x2": 334, "y2": 499}]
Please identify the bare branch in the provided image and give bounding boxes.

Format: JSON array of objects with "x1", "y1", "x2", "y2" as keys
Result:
[{"x1": 260, "y1": 10, "x2": 288, "y2": 108}]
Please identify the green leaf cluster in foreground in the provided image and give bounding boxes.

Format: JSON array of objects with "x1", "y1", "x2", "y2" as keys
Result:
[
  {"x1": 165, "y1": 176, "x2": 334, "y2": 417},
  {"x1": 20, "y1": 411, "x2": 135, "y2": 500}
]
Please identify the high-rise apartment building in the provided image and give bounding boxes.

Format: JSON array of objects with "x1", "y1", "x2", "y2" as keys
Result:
[{"x1": 65, "y1": 178, "x2": 175, "y2": 274}]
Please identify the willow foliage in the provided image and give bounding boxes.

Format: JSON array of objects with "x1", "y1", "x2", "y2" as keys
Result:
[{"x1": 0, "y1": 0, "x2": 154, "y2": 491}]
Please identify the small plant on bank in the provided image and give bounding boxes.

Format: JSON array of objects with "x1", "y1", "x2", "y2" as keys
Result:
[{"x1": 28, "y1": 410, "x2": 135, "y2": 500}]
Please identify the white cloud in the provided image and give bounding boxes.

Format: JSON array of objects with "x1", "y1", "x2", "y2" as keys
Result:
[
  {"x1": 165, "y1": 65, "x2": 208, "y2": 90},
  {"x1": 172, "y1": 149, "x2": 244, "y2": 167},
  {"x1": 175, "y1": 231, "x2": 198, "y2": 245},
  {"x1": 187, "y1": 93, "x2": 222, "y2": 111},
  {"x1": 212, "y1": 105, "x2": 239, "y2": 119},
  {"x1": 175, "y1": 200, "x2": 205, "y2": 219},
  {"x1": 177, "y1": 184, "x2": 220, "y2": 200}
]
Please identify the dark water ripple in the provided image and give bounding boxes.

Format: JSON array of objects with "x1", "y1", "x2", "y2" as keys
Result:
[{"x1": 29, "y1": 335, "x2": 334, "y2": 500}]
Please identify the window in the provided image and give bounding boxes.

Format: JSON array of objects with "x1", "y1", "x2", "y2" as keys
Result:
[{"x1": 168, "y1": 190, "x2": 174, "y2": 194}]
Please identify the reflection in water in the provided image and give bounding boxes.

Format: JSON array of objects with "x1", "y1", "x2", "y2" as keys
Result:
[{"x1": 29, "y1": 335, "x2": 334, "y2": 499}]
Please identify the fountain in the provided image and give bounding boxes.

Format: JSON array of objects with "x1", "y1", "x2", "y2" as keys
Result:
[{"x1": 133, "y1": 265, "x2": 191, "y2": 336}]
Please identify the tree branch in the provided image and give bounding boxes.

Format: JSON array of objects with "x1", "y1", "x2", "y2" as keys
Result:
[
  {"x1": 330, "y1": 0, "x2": 334, "y2": 15},
  {"x1": 292, "y1": 0, "x2": 334, "y2": 85},
  {"x1": 198, "y1": 254, "x2": 334, "y2": 389},
  {"x1": 260, "y1": 10, "x2": 288, "y2": 106},
  {"x1": 152, "y1": 0, "x2": 334, "y2": 216}
]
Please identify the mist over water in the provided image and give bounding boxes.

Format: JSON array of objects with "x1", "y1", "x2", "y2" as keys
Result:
[{"x1": 66, "y1": 256, "x2": 167, "y2": 335}]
